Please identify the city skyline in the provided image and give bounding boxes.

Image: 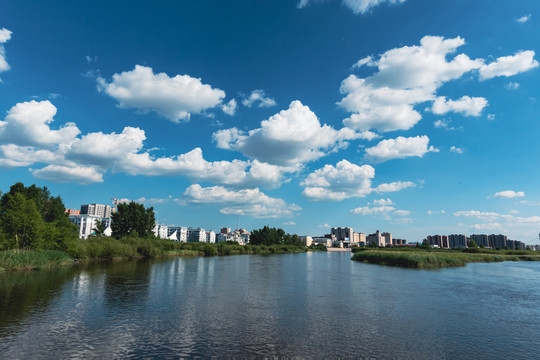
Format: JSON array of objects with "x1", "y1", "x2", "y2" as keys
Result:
[{"x1": 1, "y1": 1, "x2": 540, "y2": 244}]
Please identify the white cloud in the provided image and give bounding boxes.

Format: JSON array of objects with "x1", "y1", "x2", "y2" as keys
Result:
[
  {"x1": 0, "y1": 28, "x2": 12, "y2": 78},
  {"x1": 98, "y1": 65, "x2": 226, "y2": 122},
  {"x1": 221, "y1": 99, "x2": 237, "y2": 116},
  {"x1": 479, "y1": 51, "x2": 539, "y2": 80},
  {"x1": 282, "y1": 221, "x2": 296, "y2": 226},
  {"x1": 0, "y1": 144, "x2": 59, "y2": 167},
  {"x1": 0, "y1": 100, "x2": 80, "y2": 148},
  {"x1": 318, "y1": 223, "x2": 331, "y2": 228},
  {"x1": 350, "y1": 202, "x2": 410, "y2": 220},
  {"x1": 301, "y1": 159, "x2": 414, "y2": 201},
  {"x1": 31, "y1": 165, "x2": 104, "y2": 185},
  {"x1": 493, "y1": 190, "x2": 525, "y2": 199},
  {"x1": 431, "y1": 96, "x2": 488, "y2": 116},
  {"x1": 487, "y1": 114, "x2": 495, "y2": 121},
  {"x1": 505, "y1": 82, "x2": 520, "y2": 90},
  {"x1": 509, "y1": 209, "x2": 520, "y2": 215},
  {"x1": 298, "y1": 0, "x2": 407, "y2": 14},
  {"x1": 516, "y1": 14, "x2": 531, "y2": 23},
  {"x1": 182, "y1": 185, "x2": 302, "y2": 218},
  {"x1": 242, "y1": 89, "x2": 276, "y2": 108},
  {"x1": 340, "y1": 36, "x2": 484, "y2": 132},
  {"x1": 374, "y1": 181, "x2": 415, "y2": 193},
  {"x1": 301, "y1": 160, "x2": 375, "y2": 201},
  {"x1": 214, "y1": 100, "x2": 376, "y2": 166},
  {"x1": 450, "y1": 146, "x2": 464, "y2": 154},
  {"x1": 372, "y1": 198, "x2": 393, "y2": 205},
  {"x1": 365, "y1": 135, "x2": 438, "y2": 162},
  {"x1": 433, "y1": 119, "x2": 460, "y2": 131}
]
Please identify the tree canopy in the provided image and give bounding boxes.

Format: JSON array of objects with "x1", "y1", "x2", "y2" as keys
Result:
[
  {"x1": 111, "y1": 201, "x2": 155, "y2": 239},
  {"x1": 0, "y1": 182, "x2": 77, "y2": 250},
  {"x1": 249, "y1": 225, "x2": 303, "y2": 246}
]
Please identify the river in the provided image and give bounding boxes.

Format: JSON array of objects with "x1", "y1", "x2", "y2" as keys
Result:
[{"x1": 1, "y1": 252, "x2": 539, "y2": 358}]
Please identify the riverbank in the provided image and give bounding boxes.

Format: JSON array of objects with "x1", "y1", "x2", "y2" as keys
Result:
[
  {"x1": 351, "y1": 249, "x2": 540, "y2": 269},
  {"x1": 0, "y1": 237, "x2": 307, "y2": 272}
]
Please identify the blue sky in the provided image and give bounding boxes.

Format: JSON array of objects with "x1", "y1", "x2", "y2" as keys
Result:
[{"x1": 1, "y1": 0, "x2": 540, "y2": 243}]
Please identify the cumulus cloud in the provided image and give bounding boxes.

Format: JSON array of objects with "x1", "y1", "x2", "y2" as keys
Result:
[
  {"x1": 0, "y1": 100, "x2": 80, "y2": 148},
  {"x1": 516, "y1": 14, "x2": 531, "y2": 23},
  {"x1": 97, "y1": 65, "x2": 226, "y2": 122},
  {"x1": 450, "y1": 146, "x2": 464, "y2": 154},
  {"x1": 0, "y1": 28, "x2": 12, "y2": 78},
  {"x1": 493, "y1": 190, "x2": 525, "y2": 199},
  {"x1": 479, "y1": 51, "x2": 539, "y2": 80},
  {"x1": 31, "y1": 165, "x2": 104, "y2": 184},
  {"x1": 282, "y1": 221, "x2": 296, "y2": 226},
  {"x1": 298, "y1": 0, "x2": 407, "y2": 14},
  {"x1": 454, "y1": 209, "x2": 540, "y2": 237},
  {"x1": 182, "y1": 184, "x2": 301, "y2": 218},
  {"x1": 340, "y1": 36, "x2": 538, "y2": 133},
  {"x1": 242, "y1": 90, "x2": 276, "y2": 108},
  {"x1": 301, "y1": 159, "x2": 414, "y2": 201},
  {"x1": 431, "y1": 96, "x2": 488, "y2": 116},
  {"x1": 0, "y1": 100, "x2": 294, "y2": 187},
  {"x1": 221, "y1": 99, "x2": 237, "y2": 116},
  {"x1": 340, "y1": 36, "x2": 484, "y2": 132},
  {"x1": 365, "y1": 135, "x2": 438, "y2": 162},
  {"x1": 214, "y1": 100, "x2": 377, "y2": 166}
]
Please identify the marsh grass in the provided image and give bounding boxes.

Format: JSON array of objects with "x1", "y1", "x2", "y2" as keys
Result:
[
  {"x1": 0, "y1": 249, "x2": 72, "y2": 271},
  {"x1": 351, "y1": 250, "x2": 540, "y2": 269}
]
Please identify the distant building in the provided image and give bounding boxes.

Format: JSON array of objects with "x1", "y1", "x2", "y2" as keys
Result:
[
  {"x1": 331, "y1": 227, "x2": 353, "y2": 242},
  {"x1": 299, "y1": 236, "x2": 313, "y2": 247},
  {"x1": 69, "y1": 214, "x2": 111, "y2": 239},
  {"x1": 312, "y1": 237, "x2": 332, "y2": 247},
  {"x1": 221, "y1": 227, "x2": 231, "y2": 234},
  {"x1": 470, "y1": 234, "x2": 489, "y2": 248},
  {"x1": 448, "y1": 234, "x2": 467, "y2": 248},
  {"x1": 217, "y1": 228, "x2": 249, "y2": 244},
  {"x1": 366, "y1": 230, "x2": 385, "y2": 247},
  {"x1": 426, "y1": 235, "x2": 449, "y2": 248},
  {"x1": 392, "y1": 238, "x2": 407, "y2": 245},
  {"x1": 65, "y1": 208, "x2": 80, "y2": 216},
  {"x1": 352, "y1": 232, "x2": 366, "y2": 243},
  {"x1": 80, "y1": 203, "x2": 112, "y2": 218},
  {"x1": 489, "y1": 234, "x2": 507, "y2": 249},
  {"x1": 167, "y1": 226, "x2": 188, "y2": 242},
  {"x1": 153, "y1": 224, "x2": 169, "y2": 239},
  {"x1": 206, "y1": 231, "x2": 216, "y2": 244},
  {"x1": 382, "y1": 232, "x2": 392, "y2": 245},
  {"x1": 188, "y1": 227, "x2": 206, "y2": 242}
]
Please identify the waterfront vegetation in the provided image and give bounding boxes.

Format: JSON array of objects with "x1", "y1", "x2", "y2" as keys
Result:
[
  {"x1": 351, "y1": 247, "x2": 540, "y2": 269},
  {"x1": 0, "y1": 182, "x2": 306, "y2": 272}
]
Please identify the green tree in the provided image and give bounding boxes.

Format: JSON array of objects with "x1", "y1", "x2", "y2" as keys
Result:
[
  {"x1": 468, "y1": 239, "x2": 478, "y2": 248},
  {"x1": 111, "y1": 201, "x2": 155, "y2": 238},
  {"x1": 0, "y1": 192, "x2": 44, "y2": 249},
  {"x1": 92, "y1": 219, "x2": 107, "y2": 237}
]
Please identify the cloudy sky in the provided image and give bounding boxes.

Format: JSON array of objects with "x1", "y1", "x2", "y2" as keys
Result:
[{"x1": 1, "y1": 0, "x2": 540, "y2": 243}]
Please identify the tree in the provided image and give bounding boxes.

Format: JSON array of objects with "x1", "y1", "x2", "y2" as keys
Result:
[
  {"x1": 111, "y1": 201, "x2": 155, "y2": 238},
  {"x1": 92, "y1": 219, "x2": 107, "y2": 237},
  {"x1": 249, "y1": 225, "x2": 300, "y2": 246},
  {"x1": 0, "y1": 192, "x2": 44, "y2": 249},
  {"x1": 468, "y1": 239, "x2": 478, "y2": 248}
]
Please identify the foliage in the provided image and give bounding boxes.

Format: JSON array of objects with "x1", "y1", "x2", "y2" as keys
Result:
[
  {"x1": 111, "y1": 201, "x2": 155, "y2": 239},
  {"x1": 92, "y1": 219, "x2": 107, "y2": 237},
  {"x1": 468, "y1": 239, "x2": 478, "y2": 248},
  {"x1": 0, "y1": 249, "x2": 72, "y2": 271},
  {"x1": 308, "y1": 243, "x2": 328, "y2": 251},
  {"x1": 249, "y1": 225, "x2": 302, "y2": 246},
  {"x1": 0, "y1": 182, "x2": 77, "y2": 251}
]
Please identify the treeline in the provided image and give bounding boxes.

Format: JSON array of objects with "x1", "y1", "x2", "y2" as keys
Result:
[
  {"x1": 249, "y1": 225, "x2": 304, "y2": 246},
  {"x1": 0, "y1": 182, "x2": 78, "y2": 252}
]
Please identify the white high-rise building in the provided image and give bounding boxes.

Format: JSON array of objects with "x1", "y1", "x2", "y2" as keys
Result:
[
  {"x1": 69, "y1": 215, "x2": 112, "y2": 239},
  {"x1": 80, "y1": 204, "x2": 112, "y2": 218}
]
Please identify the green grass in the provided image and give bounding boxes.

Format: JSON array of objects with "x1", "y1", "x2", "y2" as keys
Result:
[
  {"x1": 351, "y1": 250, "x2": 540, "y2": 269},
  {"x1": 0, "y1": 249, "x2": 72, "y2": 271},
  {"x1": 0, "y1": 237, "x2": 307, "y2": 271}
]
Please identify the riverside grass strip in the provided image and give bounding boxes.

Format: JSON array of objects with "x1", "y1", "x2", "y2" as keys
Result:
[{"x1": 351, "y1": 250, "x2": 540, "y2": 269}]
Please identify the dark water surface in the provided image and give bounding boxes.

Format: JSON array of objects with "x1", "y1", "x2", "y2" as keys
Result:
[{"x1": 1, "y1": 252, "x2": 539, "y2": 358}]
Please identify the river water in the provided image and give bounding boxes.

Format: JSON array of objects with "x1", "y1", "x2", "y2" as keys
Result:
[{"x1": 1, "y1": 252, "x2": 539, "y2": 358}]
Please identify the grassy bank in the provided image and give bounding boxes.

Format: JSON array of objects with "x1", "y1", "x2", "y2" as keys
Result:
[
  {"x1": 351, "y1": 249, "x2": 540, "y2": 269},
  {"x1": 0, "y1": 250, "x2": 73, "y2": 271},
  {"x1": 0, "y1": 237, "x2": 307, "y2": 271}
]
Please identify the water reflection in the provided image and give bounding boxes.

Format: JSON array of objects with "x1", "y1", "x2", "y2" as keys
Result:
[{"x1": 1, "y1": 254, "x2": 540, "y2": 358}]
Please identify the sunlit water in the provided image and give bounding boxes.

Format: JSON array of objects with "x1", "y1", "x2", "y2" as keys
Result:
[{"x1": 1, "y1": 252, "x2": 539, "y2": 358}]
